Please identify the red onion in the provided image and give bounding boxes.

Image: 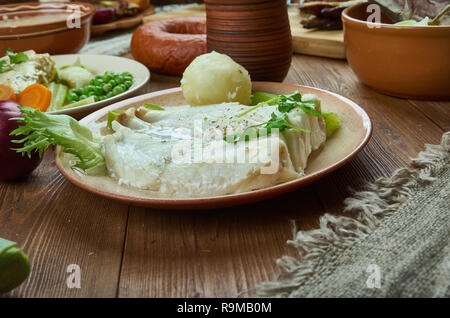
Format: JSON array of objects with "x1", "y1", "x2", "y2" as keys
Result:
[
  {"x1": 93, "y1": 8, "x2": 116, "y2": 25},
  {"x1": 0, "y1": 101, "x2": 42, "y2": 180}
]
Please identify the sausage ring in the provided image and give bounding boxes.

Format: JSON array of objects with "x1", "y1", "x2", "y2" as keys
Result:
[{"x1": 131, "y1": 17, "x2": 207, "y2": 76}]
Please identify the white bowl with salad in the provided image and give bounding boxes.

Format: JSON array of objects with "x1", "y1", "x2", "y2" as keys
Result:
[{"x1": 0, "y1": 50, "x2": 150, "y2": 117}]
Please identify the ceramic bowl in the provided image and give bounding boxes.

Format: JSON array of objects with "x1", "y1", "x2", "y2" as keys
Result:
[
  {"x1": 0, "y1": 1, "x2": 95, "y2": 56},
  {"x1": 342, "y1": 3, "x2": 450, "y2": 100}
]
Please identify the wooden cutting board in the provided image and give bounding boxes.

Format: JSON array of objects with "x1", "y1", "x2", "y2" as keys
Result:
[
  {"x1": 143, "y1": 5, "x2": 345, "y2": 59},
  {"x1": 288, "y1": 11, "x2": 345, "y2": 59}
]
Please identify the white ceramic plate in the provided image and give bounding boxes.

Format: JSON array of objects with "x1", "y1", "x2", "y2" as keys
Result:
[{"x1": 49, "y1": 54, "x2": 150, "y2": 116}]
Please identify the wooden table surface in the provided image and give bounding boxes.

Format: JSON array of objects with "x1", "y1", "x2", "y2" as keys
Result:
[{"x1": 1, "y1": 53, "x2": 448, "y2": 298}]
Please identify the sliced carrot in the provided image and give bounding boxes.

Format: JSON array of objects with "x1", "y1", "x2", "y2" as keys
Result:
[
  {"x1": 17, "y1": 84, "x2": 52, "y2": 112},
  {"x1": 0, "y1": 84, "x2": 16, "y2": 101}
]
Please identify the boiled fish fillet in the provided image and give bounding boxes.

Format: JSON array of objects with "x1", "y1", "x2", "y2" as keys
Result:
[{"x1": 101, "y1": 99, "x2": 326, "y2": 196}]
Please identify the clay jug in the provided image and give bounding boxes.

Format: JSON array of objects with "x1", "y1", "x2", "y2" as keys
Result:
[{"x1": 204, "y1": 0, "x2": 292, "y2": 82}]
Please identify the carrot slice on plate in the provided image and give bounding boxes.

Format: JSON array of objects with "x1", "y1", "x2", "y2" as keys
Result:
[
  {"x1": 0, "y1": 84, "x2": 16, "y2": 101},
  {"x1": 17, "y1": 84, "x2": 52, "y2": 112}
]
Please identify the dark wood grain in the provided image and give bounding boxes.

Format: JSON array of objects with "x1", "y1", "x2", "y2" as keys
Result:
[
  {"x1": 117, "y1": 185, "x2": 324, "y2": 298},
  {"x1": 0, "y1": 151, "x2": 129, "y2": 297},
  {"x1": 288, "y1": 55, "x2": 445, "y2": 215},
  {"x1": 407, "y1": 100, "x2": 450, "y2": 132},
  {"x1": 0, "y1": 53, "x2": 447, "y2": 298}
]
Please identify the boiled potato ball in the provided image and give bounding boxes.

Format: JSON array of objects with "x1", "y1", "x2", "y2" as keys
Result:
[{"x1": 181, "y1": 52, "x2": 252, "y2": 106}]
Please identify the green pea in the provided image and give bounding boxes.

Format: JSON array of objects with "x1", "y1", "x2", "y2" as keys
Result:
[
  {"x1": 103, "y1": 84, "x2": 112, "y2": 92},
  {"x1": 94, "y1": 86, "x2": 103, "y2": 95},
  {"x1": 122, "y1": 72, "x2": 132, "y2": 77},
  {"x1": 108, "y1": 80, "x2": 116, "y2": 87},
  {"x1": 111, "y1": 87, "x2": 120, "y2": 95},
  {"x1": 71, "y1": 91, "x2": 79, "y2": 99},
  {"x1": 124, "y1": 80, "x2": 132, "y2": 88},
  {"x1": 79, "y1": 94, "x2": 88, "y2": 100}
]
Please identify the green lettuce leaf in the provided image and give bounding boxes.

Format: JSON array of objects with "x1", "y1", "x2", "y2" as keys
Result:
[{"x1": 10, "y1": 107, "x2": 104, "y2": 171}]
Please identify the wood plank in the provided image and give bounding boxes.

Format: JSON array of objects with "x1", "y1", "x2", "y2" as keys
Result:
[
  {"x1": 0, "y1": 151, "x2": 129, "y2": 297},
  {"x1": 117, "y1": 186, "x2": 324, "y2": 298},
  {"x1": 407, "y1": 100, "x2": 450, "y2": 132}
]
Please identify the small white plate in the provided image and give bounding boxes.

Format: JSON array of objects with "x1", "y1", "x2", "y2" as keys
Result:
[{"x1": 49, "y1": 54, "x2": 150, "y2": 116}]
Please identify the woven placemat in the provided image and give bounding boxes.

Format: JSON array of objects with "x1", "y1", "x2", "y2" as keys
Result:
[{"x1": 248, "y1": 132, "x2": 449, "y2": 298}]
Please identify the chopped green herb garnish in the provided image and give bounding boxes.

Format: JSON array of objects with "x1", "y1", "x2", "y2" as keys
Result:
[
  {"x1": 226, "y1": 90, "x2": 341, "y2": 143},
  {"x1": 295, "y1": 101, "x2": 321, "y2": 117},
  {"x1": 251, "y1": 92, "x2": 279, "y2": 105},
  {"x1": 239, "y1": 90, "x2": 322, "y2": 118},
  {"x1": 0, "y1": 60, "x2": 7, "y2": 74},
  {"x1": 225, "y1": 112, "x2": 311, "y2": 143},
  {"x1": 6, "y1": 48, "x2": 29, "y2": 65},
  {"x1": 285, "y1": 90, "x2": 302, "y2": 101},
  {"x1": 0, "y1": 49, "x2": 29, "y2": 73},
  {"x1": 142, "y1": 103, "x2": 165, "y2": 111},
  {"x1": 277, "y1": 92, "x2": 321, "y2": 117},
  {"x1": 265, "y1": 112, "x2": 312, "y2": 134},
  {"x1": 238, "y1": 98, "x2": 278, "y2": 118}
]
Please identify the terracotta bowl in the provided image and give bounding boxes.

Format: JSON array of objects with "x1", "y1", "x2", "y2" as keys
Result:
[
  {"x1": 342, "y1": 3, "x2": 450, "y2": 100},
  {"x1": 0, "y1": 1, "x2": 95, "y2": 56}
]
